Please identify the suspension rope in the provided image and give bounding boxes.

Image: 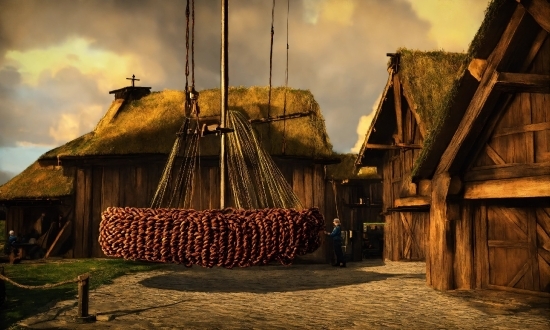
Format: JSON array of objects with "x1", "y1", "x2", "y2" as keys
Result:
[
  {"x1": 151, "y1": 0, "x2": 198, "y2": 209},
  {"x1": 332, "y1": 180, "x2": 340, "y2": 219},
  {"x1": 282, "y1": 0, "x2": 289, "y2": 155},
  {"x1": 267, "y1": 0, "x2": 275, "y2": 119},
  {"x1": 226, "y1": 110, "x2": 302, "y2": 210},
  {"x1": 185, "y1": 0, "x2": 190, "y2": 93},
  {"x1": 191, "y1": 0, "x2": 195, "y2": 87}
]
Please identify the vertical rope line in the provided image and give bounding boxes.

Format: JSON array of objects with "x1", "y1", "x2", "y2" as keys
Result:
[
  {"x1": 282, "y1": 0, "x2": 289, "y2": 155},
  {"x1": 191, "y1": 0, "x2": 195, "y2": 87},
  {"x1": 267, "y1": 0, "x2": 276, "y2": 119},
  {"x1": 185, "y1": 0, "x2": 190, "y2": 91}
]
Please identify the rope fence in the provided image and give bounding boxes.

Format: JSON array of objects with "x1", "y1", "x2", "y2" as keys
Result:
[
  {"x1": 0, "y1": 273, "x2": 78, "y2": 290},
  {"x1": 0, "y1": 267, "x2": 96, "y2": 323}
]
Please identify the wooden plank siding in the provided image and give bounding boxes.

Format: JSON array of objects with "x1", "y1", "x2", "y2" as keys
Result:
[
  {"x1": 91, "y1": 167, "x2": 103, "y2": 257},
  {"x1": 469, "y1": 201, "x2": 550, "y2": 295},
  {"x1": 467, "y1": 33, "x2": 550, "y2": 180},
  {"x1": 63, "y1": 158, "x2": 339, "y2": 260},
  {"x1": 378, "y1": 101, "x2": 428, "y2": 262}
]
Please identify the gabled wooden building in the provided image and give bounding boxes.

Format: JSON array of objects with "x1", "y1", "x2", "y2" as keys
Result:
[
  {"x1": 358, "y1": 0, "x2": 550, "y2": 296},
  {"x1": 325, "y1": 153, "x2": 383, "y2": 261},
  {"x1": 0, "y1": 86, "x2": 340, "y2": 262},
  {"x1": 412, "y1": 0, "x2": 550, "y2": 294},
  {"x1": 356, "y1": 49, "x2": 466, "y2": 262}
]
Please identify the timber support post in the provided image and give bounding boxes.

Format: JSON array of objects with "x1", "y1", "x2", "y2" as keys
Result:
[
  {"x1": 429, "y1": 172, "x2": 455, "y2": 290},
  {"x1": 76, "y1": 273, "x2": 96, "y2": 323}
]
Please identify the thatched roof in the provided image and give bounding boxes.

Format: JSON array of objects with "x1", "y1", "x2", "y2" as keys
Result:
[
  {"x1": 327, "y1": 153, "x2": 380, "y2": 181},
  {"x1": 356, "y1": 49, "x2": 467, "y2": 166},
  {"x1": 398, "y1": 49, "x2": 468, "y2": 133},
  {"x1": 358, "y1": 0, "x2": 516, "y2": 176},
  {"x1": 40, "y1": 86, "x2": 333, "y2": 161},
  {"x1": 0, "y1": 162, "x2": 73, "y2": 200},
  {"x1": 412, "y1": 0, "x2": 516, "y2": 178}
]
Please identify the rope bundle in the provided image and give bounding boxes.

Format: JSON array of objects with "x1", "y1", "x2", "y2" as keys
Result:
[{"x1": 99, "y1": 207, "x2": 324, "y2": 268}]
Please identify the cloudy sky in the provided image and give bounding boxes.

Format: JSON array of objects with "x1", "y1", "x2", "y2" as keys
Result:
[{"x1": 0, "y1": 0, "x2": 491, "y2": 185}]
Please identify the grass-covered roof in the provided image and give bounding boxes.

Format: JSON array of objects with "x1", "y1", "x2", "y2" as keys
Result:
[
  {"x1": 397, "y1": 49, "x2": 468, "y2": 133},
  {"x1": 41, "y1": 86, "x2": 333, "y2": 160},
  {"x1": 411, "y1": 0, "x2": 514, "y2": 177},
  {"x1": 357, "y1": 49, "x2": 467, "y2": 166},
  {"x1": 327, "y1": 153, "x2": 380, "y2": 181},
  {"x1": 0, "y1": 162, "x2": 73, "y2": 200}
]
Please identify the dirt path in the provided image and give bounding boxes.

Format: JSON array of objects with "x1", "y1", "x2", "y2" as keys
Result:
[{"x1": 17, "y1": 260, "x2": 550, "y2": 329}]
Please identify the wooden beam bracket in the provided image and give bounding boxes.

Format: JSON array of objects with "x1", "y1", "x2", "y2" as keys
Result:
[{"x1": 495, "y1": 72, "x2": 550, "y2": 94}]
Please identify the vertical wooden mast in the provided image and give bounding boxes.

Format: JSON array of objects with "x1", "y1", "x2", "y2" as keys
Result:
[{"x1": 220, "y1": 0, "x2": 228, "y2": 208}]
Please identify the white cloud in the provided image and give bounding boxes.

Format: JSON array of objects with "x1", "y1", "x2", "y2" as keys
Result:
[
  {"x1": 350, "y1": 93, "x2": 381, "y2": 153},
  {"x1": 48, "y1": 104, "x2": 103, "y2": 143},
  {"x1": 49, "y1": 113, "x2": 80, "y2": 143},
  {"x1": 404, "y1": 0, "x2": 491, "y2": 52}
]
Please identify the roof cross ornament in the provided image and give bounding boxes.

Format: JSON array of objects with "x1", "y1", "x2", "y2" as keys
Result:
[{"x1": 126, "y1": 74, "x2": 140, "y2": 87}]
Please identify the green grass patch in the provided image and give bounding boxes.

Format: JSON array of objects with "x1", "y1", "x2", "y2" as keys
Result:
[{"x1": 1, "y1": 258, "x2": 164, "y2": 327}]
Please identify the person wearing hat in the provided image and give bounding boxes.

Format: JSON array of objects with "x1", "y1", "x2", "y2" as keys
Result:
[{"x1": 325, "y1": 218, "x2": 346, "y2": 267}]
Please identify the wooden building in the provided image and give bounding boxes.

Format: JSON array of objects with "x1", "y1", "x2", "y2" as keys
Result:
[
  {"x1": 358, "y1": 0, "x2": 550, "y2": 296},
  {"x1": 356, "y1": 49, "x2": 466, "y2": 262},
  {"x1": 0, "y1": 86, "x2": 341, "y2": 262},
  {"x1": 415, "y1": 0, "x2": 550, "y2": 295},
  {"x1": 325, "y1": 153, "x2": 383, "y2": 262}
]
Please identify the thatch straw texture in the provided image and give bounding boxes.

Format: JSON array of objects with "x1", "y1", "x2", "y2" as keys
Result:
[
  {"x1": 410, "y1": 0, "x2": 510, "y2": 176},
  {"x1": 40, "y1": 86, "x2": 333, "y2": 160},
  {"x1": 327, "y1": 153, "x2": 379, "y2": 180},
  {"x1": 397, "y1": 49, "x2": 467, "y2": 133},
  {"x1": 0, "y1": 162, "x2": 73, "y2": 200}
]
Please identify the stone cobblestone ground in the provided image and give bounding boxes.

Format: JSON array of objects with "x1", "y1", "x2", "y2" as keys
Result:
[{"x1": 16, "y1": 260, "x2": 550, "y2": 329}]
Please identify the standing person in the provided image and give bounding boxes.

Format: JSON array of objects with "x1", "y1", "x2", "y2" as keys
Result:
[
  {"x1": 8, "y1": 230, "x2": 17, "y2": 246},
  {"x1": 325, "y1": 218, "x2": 346, "y2": 267}
]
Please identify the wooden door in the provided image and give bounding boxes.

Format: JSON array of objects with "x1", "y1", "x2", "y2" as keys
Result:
[
  {"x1": 400, "y1": 212, "x2": 426, "y2": 260},
  {"x1": 486, "y1": 205, "x2": 550, "y2": 293}
]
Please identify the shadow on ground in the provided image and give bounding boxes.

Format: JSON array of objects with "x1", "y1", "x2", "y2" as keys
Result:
[
  {"x1": 138, "y1": 261, "x2": 425, "y2": 293},
  {"x1": 444, "y1": 289, "x2": 550, "y2": 316}
]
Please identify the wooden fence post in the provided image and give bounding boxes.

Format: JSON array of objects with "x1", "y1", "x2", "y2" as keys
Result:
[{"x1": 76, "y1": 273, "x2": 96, "y2": 323}]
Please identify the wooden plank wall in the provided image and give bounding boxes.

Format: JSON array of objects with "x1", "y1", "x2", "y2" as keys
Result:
[
  {"x1": 468, "y1": 36, "x2": 549, "y2": 176},
  {"x1": 72, "y1": 159, "x2": 334, "y2": 260},
  {"x1": 6, "y1": 207, "x2": 24, "y2": 243}
]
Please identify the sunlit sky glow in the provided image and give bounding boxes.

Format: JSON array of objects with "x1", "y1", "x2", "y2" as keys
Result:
[{"x1": 0, "y1": 0, "x2": 491, "y2": 185}]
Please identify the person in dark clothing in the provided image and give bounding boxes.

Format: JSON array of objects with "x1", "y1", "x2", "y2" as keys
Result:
[
  {"x1": 325, "y1": 218, "x2": 346, "y2": 267},
  {"x1": 8, "y1": 230, "x2": 17, "y2": 246}
]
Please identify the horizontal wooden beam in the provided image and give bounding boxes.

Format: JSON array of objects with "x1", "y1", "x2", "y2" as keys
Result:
[
  {"x1": 493, "y1": 121, "x2": 550, "y2": 138},
  {"x1": 487, "y1": 283, "x2": 550, "y2": 297},
  {"x1": 465, "y1": 162, "x2": 550, "y2": 181},
  {"x1": 395, "y1": 143, "x2": 422, "y2": 149},
  {"x1": 249, "y1": 111, "x2": 313, "y2": 124},
  {"x1": 495, "y1": 72, "x2": 550, "y2": 93},
  {"x1": 488, "y1": 240, "x2": 529, "y2": 248},
  {"x1": 519, "y1": 0, "x2": 550, "y2": 33},
  {"x1": 394, "y1": 196, "x2": 431, "y2": 208},
  {"x1": 366, "y1": 143, "x2": 422, "y2": 150},
  {"x1": 464, "y1": 175, "x2": 550, "y2": 199},
  {"x1": 366, "y1": 144, "x2": 400, "y2": 150}
]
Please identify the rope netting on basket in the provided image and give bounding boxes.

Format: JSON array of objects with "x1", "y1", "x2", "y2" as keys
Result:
[
  {"x1": 99, "y1": 207, "x2": 324, "y2": 268},
  {"x1": 98, "y1": 0, "x2": 324, "y2": 268}
]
